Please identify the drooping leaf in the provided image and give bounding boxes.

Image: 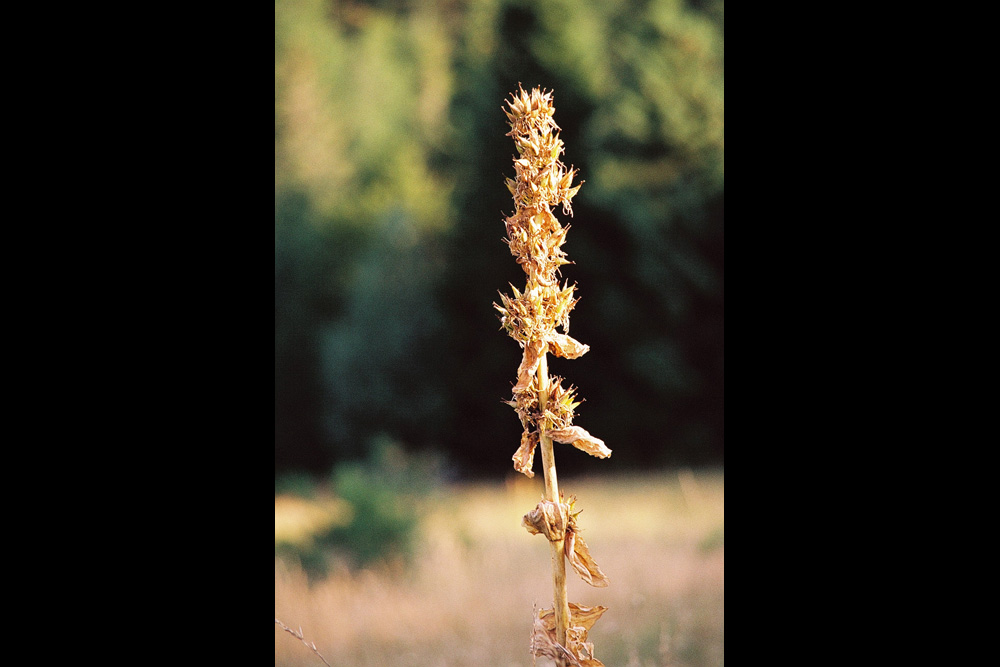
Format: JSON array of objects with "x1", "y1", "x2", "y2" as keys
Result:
[
  {"x1": 512, "y1": 430, "x2": 538, "y2": 478},
  {"x1": 546, "y1": 425, "x2": 612, "y2": 459},
  {"x1": 565, "y1": 528, "x2": 610, "y2": 587},
  {"x1": 513, "y1": 339, "x2": 546, "y2": 392},
  {"x1": 546, "y1": 332, "x2": 590, "y2": 359},
  {"x1": 566, "y1": 602, "x2": 609, "y2": 634}
]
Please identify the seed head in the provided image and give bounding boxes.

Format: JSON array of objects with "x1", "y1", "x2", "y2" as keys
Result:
[{"x1": 497, "y1": 85, "x2": 609, "y2": 478}]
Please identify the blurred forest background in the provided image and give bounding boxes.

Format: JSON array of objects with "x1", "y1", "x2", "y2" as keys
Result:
[{"x1": 275, "y1": 0, "x2": 724, "y2": 481}]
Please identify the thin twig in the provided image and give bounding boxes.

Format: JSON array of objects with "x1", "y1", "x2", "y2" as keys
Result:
[{"x1": 274, "y1": 618, "x2": 333, "y2": 667}]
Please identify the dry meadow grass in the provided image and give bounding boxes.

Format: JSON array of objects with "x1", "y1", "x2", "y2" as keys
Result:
[{"x1": 275, "y1": 468, "x2": 724, "y2": 666}]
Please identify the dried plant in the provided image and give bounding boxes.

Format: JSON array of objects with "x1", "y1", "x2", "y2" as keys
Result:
[
  {"x1": 495, "y1": 84, "x2": 611, "y2": 667},
  {"x1": 274, "y1": 617, "x2": 333, "y2": 667}
]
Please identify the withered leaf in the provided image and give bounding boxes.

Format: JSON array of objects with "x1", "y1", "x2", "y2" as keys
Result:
[
  {"x1": 546, "y1": 425, "x2": 612, "y2": 459},
  {"x1": 530, "y1": 613, "x2": 581, "y2": 666},
  {"x1": 511, "y1": 430, "x2": 538, "y2": 478},
  {"x1": 565, "y1": 528, "x2": 610, "y2": 587},
  {"x1": 538, "y1": 603, "x2": 608, "y2": 633},
  {"x1": 546, "y1": 332, "x2": 590, "y2": 359},
  {"x1": 522, "y1": 499, "x2": 568, "y2": 541},
  {"x1": 513, "y1": 339, "x2": 546, "y2": 392},
  {"x1": 534, "y1": 603, "x2": 609, "y2": 667},
  {"x1": 568, "y1": 602, "x2": 609, "y2": 633}
]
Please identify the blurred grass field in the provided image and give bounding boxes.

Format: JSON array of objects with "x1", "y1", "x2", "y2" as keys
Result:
[{"x1": 275, "y1": 468, "x2": 723, "y2": 666}]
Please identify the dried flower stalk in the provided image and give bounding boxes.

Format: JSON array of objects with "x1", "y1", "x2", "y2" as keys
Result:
[
  {"x1": 495, "y1": 85, "x2": 611, "y2": 667},
  {"x1": 274, "y1": 618, "x2": 333, "y2": 667}
]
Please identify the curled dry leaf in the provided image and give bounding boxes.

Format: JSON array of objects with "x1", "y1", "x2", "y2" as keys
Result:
[
  {"x1": 513, "y1": 339, "x2": 546, "y2": 392},
  {"x1": 533, "y1": 603, "x2": 609, "y2": 667},
  {"x1": 512, "y1": 430, "x2": 538, "y2": 478},
  {"x1": 546, "y1": 425, "x2": 612, "y2": 459},
  {"x1": 530, "y1": 613, "x2": 581, "y2": 666},
  {"x1": 523, "y1": 498, "x2": 609, "y2": 587},
  {"x1": 546, "y1": 332, "x2": 590, "y2": 359},
  {"x1": 522, "y1": 499, "x2": 568, "y2": 542}
]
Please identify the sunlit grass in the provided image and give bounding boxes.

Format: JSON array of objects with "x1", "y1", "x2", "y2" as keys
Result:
[
  {"x1": 275, "y1": 468, "x2": 723, "y2": 666},
  {"x1": 275, "y1": 495, "x2": 354, "y2": 548}
]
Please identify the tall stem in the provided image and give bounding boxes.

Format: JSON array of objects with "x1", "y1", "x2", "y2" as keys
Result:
[{"x1": 537, "y1": 352, "x2": 571, "y2": 657}]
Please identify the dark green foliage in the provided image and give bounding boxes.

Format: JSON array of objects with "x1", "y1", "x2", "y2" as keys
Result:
[
  {"x1": 276, "y1": 440, "x2": 439, "y2": 577},
  {"x1": 275, "y1": 0, "x2": 724, "y2": 476},
  {"x1": 274, "y1": 470, "x2": 318, "y2": 498},
  {"x1": 321, "y1": 439, "x2": 431, "y2": 567},
  {"x1": 699, "y1": 525, "x2": 725, "y2": 553}
]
